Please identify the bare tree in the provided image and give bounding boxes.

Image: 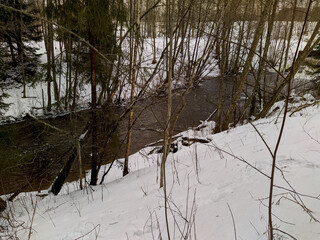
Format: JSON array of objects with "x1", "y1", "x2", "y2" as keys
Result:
[
  {"x1": 268, "y1": 1, "x2": 315, "y2": 239},
  {"x1": 123, "y1": 0, "x2": 141, "y2": 176},
  {"x1": 221, "y1": 0, "x2": 273, "y2": 131}
]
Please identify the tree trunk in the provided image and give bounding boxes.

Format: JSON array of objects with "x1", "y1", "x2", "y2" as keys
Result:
[
  {"x1": 72, "y1": 43, "x2": 80, "y2": 109},
  {"x1": 152, "y1": 0, "x2": 157, "y2": 64},
  {"x1": 123, "y1": 0, "x2": 141, "y2": 177},
  {"x1": 51, "y1": 147, "x2": 77, "y2": 195},
  {"x1": 6, "y1": 36, "x2": 17, "y2": 66},
  {"x1": 47, "y1": 2, "x2": 59, "y2": 105},
  {"x1": 160, "y1": 0, "x2": 173, "y2": 189},
  {"x1": 20, "y1": 1, "x2": 26, "y2": 98},
  {"x1": 89, "y1": 29, "x2": 98, "y2": 185},
  {"x1": 46, "y1": 33, "x2": 52, "y2": 112},
  {"x1": 40, "y1": 0, "x2": 52, "y2": 112},
  {"x1": 250, "y1": 0, "x2": 278, "y2": 116},
  {"x1": 221, "y1": 0, "x2": 273, "y2": 131},
  {"x1": 215, "y1": 26, "x2": 226, "y2": 132}
]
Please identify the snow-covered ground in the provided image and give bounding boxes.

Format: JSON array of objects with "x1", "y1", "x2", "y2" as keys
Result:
[{"x1": 1, "y1": 100, "x2": 320, "y2": 239}]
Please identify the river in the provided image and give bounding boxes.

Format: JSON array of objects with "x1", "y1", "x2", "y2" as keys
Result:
[{"x1": 0, "y1": 75, "x2": 262, "y2": 196}]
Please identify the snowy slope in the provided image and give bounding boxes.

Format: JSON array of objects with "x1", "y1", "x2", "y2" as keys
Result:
[{"x1": 1, "y1": 102, "x2": 320, "y2": 240}]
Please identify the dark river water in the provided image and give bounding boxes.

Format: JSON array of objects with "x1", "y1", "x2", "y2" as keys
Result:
[
  {"x1": 0, "y1": 75, "x2": 262, "y2": 195},
  {"x1": 126, "y1": 76, "x2": 237, "y2": 152}
]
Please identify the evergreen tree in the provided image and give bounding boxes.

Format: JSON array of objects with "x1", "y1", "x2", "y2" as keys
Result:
[
  {"x1": 83, "y1": 0, "x2": 125, "y2": 185},
  {"x1": 0, "y1": 0, "x2": 42, "y2": 83},
  {"x1": 51, "y1": 0, "x2": 125, "y2": 107},
  {"x1": 51, "y1": 0, "x2": 126, "y2": 185}
]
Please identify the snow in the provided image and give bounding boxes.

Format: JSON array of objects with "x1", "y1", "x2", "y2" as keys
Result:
[{"x1": 1, "y1": 103, "x2": 320, "y2": 240}]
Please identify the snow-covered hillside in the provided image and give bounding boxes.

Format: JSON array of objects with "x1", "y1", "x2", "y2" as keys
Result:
[{"x1": 1, "y1": 102, "x2": 320, "y2": 240}]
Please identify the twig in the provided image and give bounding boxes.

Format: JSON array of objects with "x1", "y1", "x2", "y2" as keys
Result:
[
  {"x1": 273, "y1": 228, "x2": 297, "y2": 240},
  {"x1": 208, "y1": 142, "x2": 320, "y2": 201},
  {"x1": 227, "y1": 203, "x2": 237, "y2": 240},
  {"x1": 207, "y1": 142, "x2": 270, "y2": 179},
  {"x1": 268, "y1": 2, "x2": 313, "y2": 238},
  {"x1": 99, "y1": 159, "x2": 116, "y2": 185},
  {"x1": 74, "y1": 224, "x2": 100, "y2": 240},
  {"x1": 27, "y1": 196, "x2": 38, "y2": 240},
  {"x1": 29, "y1": 114, "x2": 69, "y2": 135},
  {"x1": 289, "y1": 99, "x2": 320, "y2": 117},
  {"x1": 248, "y1": 121, "x2": 274, "y2": 158},
  {"x1": 205, "y1": 109, "x2": 217, "y2": 122}
]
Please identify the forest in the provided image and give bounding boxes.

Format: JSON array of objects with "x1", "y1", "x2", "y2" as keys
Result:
[{"x1": 0, "y1": 0, "x2": 320, "y2": 239}]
